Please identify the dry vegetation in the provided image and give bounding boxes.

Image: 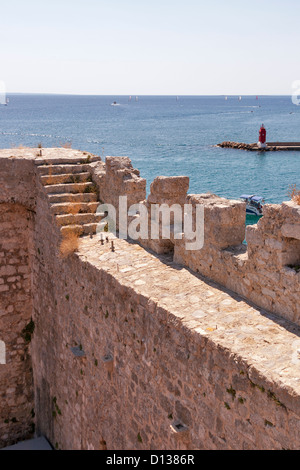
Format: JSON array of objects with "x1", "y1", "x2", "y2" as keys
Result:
[
  {"x1": 288, "y1": 184, "x2": 300, "y2": 205},
  {"x1": 11, "y1": 144, "x2": 31, "y2": 150},
  {"x1": 60, "y1": 141, "x2": 72, "y2": 149},
  {"x1": 59, "y1": 232, "x2": 80, "y2": 258},
  {"x1": 67, "y1": 203, "x2": 83, "y2": 215}
]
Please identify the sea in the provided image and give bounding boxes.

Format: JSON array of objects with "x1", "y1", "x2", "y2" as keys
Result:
[{"x1": 0, "y1": 94, "x2": 299, "y2": 218}]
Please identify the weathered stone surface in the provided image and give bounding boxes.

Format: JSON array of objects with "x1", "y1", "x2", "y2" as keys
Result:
[
  {"x1": 281, "y1": 224, "x2": 300, "y2": 240},
  {"x1": 148, "y1": 176, "x2": 189, "y2": 205},
  {"x1": 0, "y1": 148, "x2": 300, "y2": 450},
  {"x1": 0, "y1": 203, "x2": 34, "y2": 448}
]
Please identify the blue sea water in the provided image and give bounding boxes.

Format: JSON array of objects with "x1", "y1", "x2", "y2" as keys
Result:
[{"x1": 0, "y1": 94, "x2": 299, "y2": 205}]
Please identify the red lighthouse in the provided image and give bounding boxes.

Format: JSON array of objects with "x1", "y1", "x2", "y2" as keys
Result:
[{"x1": 258, "y1": 124, "x2": 267, "y2": 148}]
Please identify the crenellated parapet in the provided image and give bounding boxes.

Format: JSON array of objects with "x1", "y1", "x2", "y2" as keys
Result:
[
  {"x1": 91, "y1": 156, "x2": 146, "y2": 207},
  {"x1": 138, "y1": 176, "x2": 189, "y2": 254},
  {"x1": 246, "y1": 201, "x2": 300, "y2": 268},
  {"x1": 113, "y1": 169, "x2": 299, "y2": 324}
]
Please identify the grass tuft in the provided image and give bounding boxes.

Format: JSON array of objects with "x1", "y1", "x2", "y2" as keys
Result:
[
  {"x1": 288, "y1": 184, "x2": 300, "y2": 205},
  {"x1": 59, "y1": 232, "x2": 80, "y2": 258}
]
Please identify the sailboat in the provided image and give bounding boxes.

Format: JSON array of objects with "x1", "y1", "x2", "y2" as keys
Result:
[
  {"x1": 0, "y1": 81, "x2": 6, "y2": 106},
  {"x1": 238, "y1": 96, "x2": 242, "y2": 101},
  {"x1": 225, "y1": 96, "x2": 228, "y2": 101},
  {"x1": 135, "y1": 96, "x2": 138, "y2": 102}
]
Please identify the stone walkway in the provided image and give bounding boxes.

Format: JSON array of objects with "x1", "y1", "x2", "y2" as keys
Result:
[{"x1": 78, "y1": 235, "x2": 300, "y2": 405}]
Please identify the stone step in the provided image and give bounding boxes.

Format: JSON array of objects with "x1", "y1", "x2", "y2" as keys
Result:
[
  {"x1": 37, "y1": 163, "x2": 93, "y2": 176},
  {"x1": 60, "y1": 223, "x2": 102, "y2": 237},
  {"x1": 41, "y1": 172, "x2": 91, "y2": 186},
  {"x1": 48, "y1": 193, "x2": 98, "y2": 204},
  {"x1": 35, "y1": 155, "x2": 101, "y2": 166},
  {"x1": 56, "y1": 213, "x2": 104, "y2": 227},
  {"x1": 50, "y1": 202, "x2": 99, "y2": 216},
  {"x1": 44, "y1": 182, "x2": 96, "y2": 195}
]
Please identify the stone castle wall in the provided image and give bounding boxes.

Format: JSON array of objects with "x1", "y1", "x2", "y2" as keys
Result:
[
  {"x1": 0, "y1": 203, "x2": 35, "y2": 447},
  {"x1": 89, "y1": 156, "x2": 300, "y2": 324},
  {"x1": 29, "y1": 238, "x2": 300, "y2": 450},
  {"x1": 0, "y1": 154, "x2": 37, "y2": 447},
  {"x1": 134, "y1": 174, "x2": 300, "y2": 325},
  {"x1": 0, "y1": 149, "x2": 300, "y2": 450}
]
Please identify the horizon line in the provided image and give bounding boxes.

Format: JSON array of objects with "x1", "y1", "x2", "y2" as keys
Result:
[{"x1": 5, "y1": 92, "x2": 293, "y2": 97}]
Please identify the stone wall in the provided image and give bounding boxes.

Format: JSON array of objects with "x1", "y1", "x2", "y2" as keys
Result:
[
  {"x1": 0, "y1": 149, "x2": 300, "y2": 450},
  {"x1": 0, "y1": 203, "x2": 34, "y2": 448},
  {"x1": 90, "y1": 156, "x2": 146, "y2": 228},
  {"x1": 29, "y1": 239, "x2": 300, "y2": 450},
  {"x1": 0, "y1": 152, "x2": 37, "y2": 447},
  {"x1": 137, "y1": 176, "x2": 300, "y2": 325},
  {"x1": 0, "y1": 152, "x2": 36, "y2": 210}
]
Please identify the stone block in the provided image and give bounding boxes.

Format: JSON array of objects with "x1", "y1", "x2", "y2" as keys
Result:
[{"x1": 281, "y1": 224, "x2": 300, "y2": 240}]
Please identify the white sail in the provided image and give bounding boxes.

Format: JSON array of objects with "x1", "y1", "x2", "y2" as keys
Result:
[{"x1": 0, "y1": 81, "x2": 6, "y2": 105}]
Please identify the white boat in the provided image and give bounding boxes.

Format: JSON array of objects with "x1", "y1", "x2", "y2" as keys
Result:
[
  {"x1": 135, "y1": 96, "x2": 138, "y2": 102},
  {"x1": 111, "y1": 101, "x2": 120, "y2": 106},
  {"x1": 225, "y1": 96, "x2": 228, "y2": 101},
  {"x1": 238, "y1": 96, "x2": 242, "y2": 101},
  {"x1": 240, "y1": 194, "x2": 264, "y2": 216}
]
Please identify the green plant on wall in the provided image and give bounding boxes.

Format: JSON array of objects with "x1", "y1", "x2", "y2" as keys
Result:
[{"x1": 52, "y1": 397, "x2": 62, "y2": 418}]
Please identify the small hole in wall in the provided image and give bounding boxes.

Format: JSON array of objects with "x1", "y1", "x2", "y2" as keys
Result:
[
  {"x1": 175, "y1": 422, "x2": 184, "y2": 430},
  {"x1": 170, "y1": 420, "x2": 188, "y2": 433},
  {"x1": 164, "y1": 240, "x2": 174, "y2": 256},
  {"x1": 287, "y1": 264, "x2": 300, "y2": 273},
  {"x1": 103, "y1": 354, "x2": 113, "y2": 363}
]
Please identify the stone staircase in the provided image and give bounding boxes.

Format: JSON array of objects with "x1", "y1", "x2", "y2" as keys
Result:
[{"x1": 35, "y1": 156, "x2": 106, "y2": 237}]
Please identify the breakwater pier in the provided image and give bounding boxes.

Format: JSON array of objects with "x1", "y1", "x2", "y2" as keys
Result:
[{"x1": 217, "y1": 141, "x2": 300, "y2": 151}]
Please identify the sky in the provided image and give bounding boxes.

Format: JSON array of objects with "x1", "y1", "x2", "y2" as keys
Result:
[{"x1": 1, "y1": 0, "x2": 300, "y2": 95}]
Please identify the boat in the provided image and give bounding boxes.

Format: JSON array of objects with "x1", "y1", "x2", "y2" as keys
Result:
[
  {"x1": 111, "y1": 101, "x2": 120, "y2": 106},
  {"x1": 238, "y1": 96, "x2": 242, "y2": 101},
  {"x1": 225, "y1": 96, "x2": 228, "y2": 101},
  {"x1": 240, "y1": 194, "x2": 264, "y2": 216}
]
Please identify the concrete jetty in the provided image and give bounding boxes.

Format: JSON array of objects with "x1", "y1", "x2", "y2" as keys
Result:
[{"x1": 218, "y1": 141, "x2": 300, "y2": 151}]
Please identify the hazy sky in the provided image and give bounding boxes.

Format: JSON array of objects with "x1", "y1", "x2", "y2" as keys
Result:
[{"x1": 1, "y1": 0, "x2": 300, "y2": 95}]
